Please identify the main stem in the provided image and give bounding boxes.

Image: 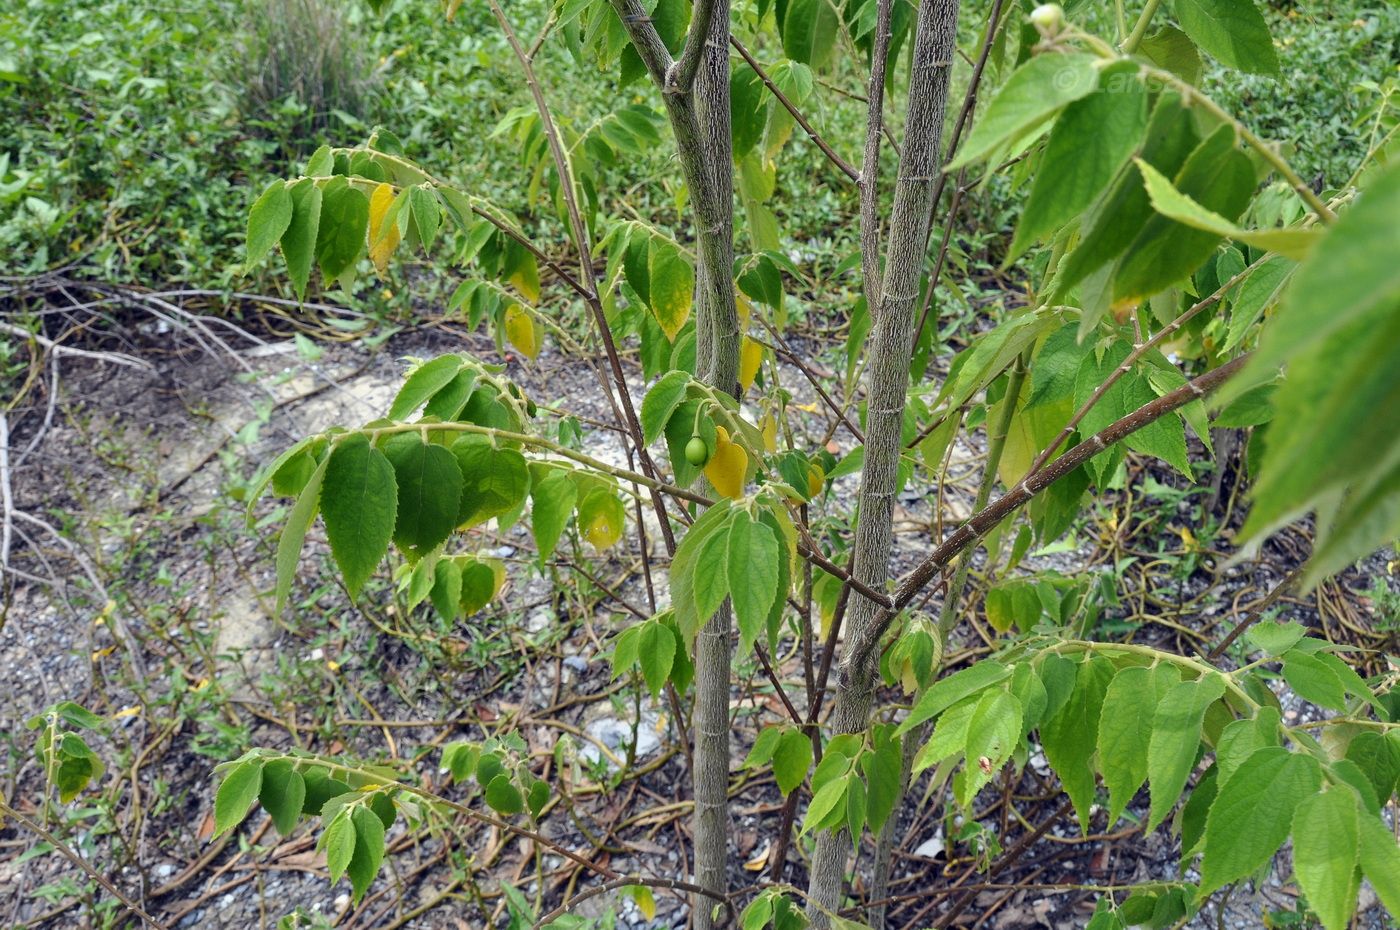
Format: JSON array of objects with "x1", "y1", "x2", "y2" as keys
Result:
[{"x1": 805, "y1": 0, "x2": 963, "y2": 923}]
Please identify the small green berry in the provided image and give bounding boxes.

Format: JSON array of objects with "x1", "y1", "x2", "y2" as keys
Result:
[{"x1": 684, "y1": 435, "x2": 710, "y2": 467}]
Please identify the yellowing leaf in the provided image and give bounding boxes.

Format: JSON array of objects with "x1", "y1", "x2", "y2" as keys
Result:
[
  {"x1": 503, "y1": 304, "x2": 542, "y2": 360},
  {"x1": 737, "y1": 293, "x2": 754, "y2": 327},
  {"x1": 647, "y1": 236, "x2": 693, "y2": 340},
  {"x1": 760, "y1": 413, "x2": 778, "y2": 453},
  {"x1": 739, "y1": 336, "x2": 763, "y2": 391},
  {"x1": 368, "y1": 182, "x2": 400, "y2": 274},
  {"x1": 508, "y1": 253, "x2": 541, "y2": 303},
  {"x1": 628, "y1": 886, "x2": 656, "y2": 921},
  {"x1": 584, "y1": 504, "x2": 623, "y2": 549},
  {"x1": 705, "y1": 425, "x2": 748, "y2": 499}
]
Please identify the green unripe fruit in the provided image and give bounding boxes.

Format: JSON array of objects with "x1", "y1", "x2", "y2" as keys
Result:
[
  {"x1": 1029, "y1": 3, "x2": 1064, "y2": 35},
  {"x1": 684, "y1": 435, "x2": 710, "y2": 467}
]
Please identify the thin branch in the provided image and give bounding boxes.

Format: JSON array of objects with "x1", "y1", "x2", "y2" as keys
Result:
[
  {"x1": 853, "y1": 354, "x2": 1250, "y2": 663},
  {"x1": 729, "y1": 37, "x2": 859, "y2": 182},
  {"x1": 0, "y1": 799, "x2": 174, "y2": 930}
]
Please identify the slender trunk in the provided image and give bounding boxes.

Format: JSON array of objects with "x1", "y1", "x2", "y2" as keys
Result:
[
  {"x1": 606, "y1": 1, "x2": 739, "y2": 923},
  {"x1": 805, "y1": 0, "x2": 962, "y2": 923},
  {"x1": 689, "y1": 8, "x2": 737, "y2": 927}
]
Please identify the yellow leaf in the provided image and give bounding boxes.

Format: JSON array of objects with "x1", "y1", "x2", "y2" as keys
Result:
[
  {"x1": 806, "y1": 462, "x2": 825, "y2": 499},
  {"x1": 737, "y1": 293, "x2": 753, "y2": 327},
  {"x1": 629, "y1": 886, "x2": 656, "y2": 921},
  {"x1": 760, "y1": 413, "x2": 778, "y2": 453},
  {"x1": 584, "y1": 505, "x2": 623, "y2": 550},
  {"x1": 739, "y1": 336, "x2": 763, "y2": 391},
  {"x1": 504, "y1": 304, "x2": 542, "y2": 360},
  {"x1": 368, "y1": 182, "x2": 400, "y2": 274},
  {"x1": 508, "y1": 253, "x2": 541, "y2": 303},
  {"x1": 704, "y1": 426, "x2": 748, "y2": 499}
]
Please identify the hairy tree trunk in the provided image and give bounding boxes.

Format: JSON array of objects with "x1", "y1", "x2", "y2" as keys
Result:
[{"x1": 805, "y1": 0, "x2": 962, "y2": 923}]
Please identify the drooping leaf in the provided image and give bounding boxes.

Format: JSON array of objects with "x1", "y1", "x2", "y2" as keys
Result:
[
  {"x1": 774, "y1": 728, "x2": 813, "y2": 796},
  {"x1": 247, "y1": 180, "x2": 293, "y2": 267},
  {"x1": 259, "y1": 760, "x2": 306, "y2": 837},
  {"x1": 281, "y1": 179, "x2": 323, "y2": 301},
  {"x1": 323, "y1": 809, "x2": 356, "y2": 884},
  {"x1": 1292, "y1": 789, "x2": 1360, "y2": 930},
  {"x1": 321, "y1": 434, "x2": 398, "y2": 597},
  {"x1": 1040, "y1": 656, "x2": 1115, "y2": 831},
  {"x1": 383, "y1": 435, "x2": 463, "y2": 559},
  {"x1": 530, "y1": 469, "x2": 577, "y2": 563},
  {"x1": 1169, "y1": 0, "x2": 1279, "y2": 76},
  {"x1": 346, "y1": 804, "x2": 386, "y2": 903},
  {"x1": 1146, "y1": 673, "x2": 1226, "y2": 831},
  {"x1": 1098, "y1": 663, "x2": 1180, "y2": 825},
  {"x1": 647, "y1": 236, "x2": 694, "y2": 341},
  {"x1": 275, "y1": 456, "x2": 329, "y2": 615},
  {"x1": 388, "y1": 355, "x2": 464, "y2": 420},
  {"x1": 315, "y1": 177, "x2": 370, "y2": 287},
  {"x1": 727, "y1": 510, "x2": 780, "y2": 654},
  {"x1": 899, "y1": 661, "x2": 1011, "y2": 735},
  {"x1": 1010, "y1": 63, "x2": 1148, "y2": 258},
  {"x1": 214, "y1": 760, "x2": 263, "y2": 838},
  {"x1": 1198, "y1": 747, "x2": 1321, "y2": 895},
  {"x1": 637, "y1": 620, "x2": 676, "y2": 696}
]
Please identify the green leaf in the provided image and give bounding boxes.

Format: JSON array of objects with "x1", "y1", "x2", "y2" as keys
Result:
[
  {"x1": 961, "y1": 690, "x2": 1022, "y2": 803},
  {"x1": 692, "y1": 514, "x2": 732, "y2": 626},
  {"x1": 781, "y1": 0, "x2": 839, "y2": 69},
  {"x1": 670, "y1": 499, "x2": 733, "y2": 641},
  {"x1": 1169, "y1": 0, "x2": 1279, "y2": 75},
  {"x1": 1098, "y1": 663, "x2": 1180, "y2": 825},
  {"x1": 214, "y1": 760, "x2": 263, "y2": 838},
  {"x1": 1010, "y1": 64, "x2": 1147, "y2": 258},
  {"x1": 774, "y1": 728, "x2": 813, "y2": 796},
  {"x1": 530, "y1": 469, "x2": 577, "y2": 563},
  {"x1": 911, "y1": 699, "x2": 972, "y2": 773},
  {"x1": 383, "y1": 435, "x2": 463, "y2": 559},
  {"x1": 1215, "y1": 707, "x2": 1281, "y2": 786},
  {"x1": 323, "y1": 809, "x2": 356, "y2": 884},
  {"x1": 1040, "y1": 656, "x2": 1115, "y2": 832},
  {"x1": 1051, "y1": 93, "x2": 1199, "y2": 309},
  {"x1": 485, "y1": 774, "x2": 524, "y2": 814},
  {"x1": 1281, "y1": 649, "x2": 1347, "y2": 711},
  {"x1": 301, "y1": 767, "x2": 351, "y2": 815},
  {"x1": 637, "y1": 620, "x2": 676, "y2": 696},
  {"x1": 1198, "y1": 747, "x2": 1321, "y2": 895},
  {"x1": 947, "y1": 54, "x2": 1100, "y2": 171},
  {"x1": 458, "y1": 558, "x2": 498, "y2": 615},
  {"x1": 275, "y1": 455, "x2": 329, "y2": 615},
  {"x1": 1357, "y1": 808, "x2": 1400, "y2": 917},
  {"x1": 1292, "y1": 789, "x2": 1359, "y2": 930},
  {"x1": 321, "y1": 434, "x2": 398, "y2": 597},
  {"x1": 1137, "y1": 25, "x2": 1203, "y2": 83},
  {"x1": 451, "y1": 437, "x2": 529, "y2": 527},
  {"x1": 315, "y1": 177, "x2": 370, "y2": 286},
  {"x1": 282, "y1": 179, "x2": 323, "y2": 301},
  {"x1": 1244, "y1": 619, "x2": 1306, "y2": 656},
  {"x1": 1237, "y1": 164, "x2": 1400, "y2": 581},
  {"x1": 1223, "y1": 257, "x2": 1293, "y2": 352},
  {"x1": 429, "y1": 558, "x2": 462, "y2": 623},
  {"x1": 647, "y1": 236, "x2": 693, "y2": 341},
  {"x1": 1146, "y1": 673, "x2": 1226, "y2": 831},
  {"x1": 1074, "y1": 342, "x2": 1190, "y2": 477},
  {"x1": 899, "y1": 661, "x2": 1011, "y2": 735},
  {"x1": 304, "y1": 144, "x2": 334, "y2": 177},
  {"x1": 346, "y1": 804, "x2": 386, "y2": 904},
  {"x1": 247, "y1": 181, "x2": 293, "y2": 267},
  {"x1": 727, "y1": 510, "x2": 780, "y2": 655},
  {"x1": 1113, "y1": 125, "x2": 1256, "y2": 302},
  {"x1": 409, "y1": 186, "x2": 440, "y2": 251},
  {"x1": 1344, "y1": 731, "x2": 1400, "y2": 802},
  {"x1": 389, "y1": 355, "x2": 464, "y2": 420},
  {"x1": 1134, "y1": 158, "x2": 1318, "y2": 259},
  {"x1": 1247, "y1": 162, "x2": 1400, "y2": 377},
  {"x1": 861, "y1": 725, "x2": 902, "y2": 833},
  {"x1": 258, "y1": 760, "x2": 306, "y2": 837},
  {"x1": 640, "y1": 369, "x2": 691, "y2": 445}
]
